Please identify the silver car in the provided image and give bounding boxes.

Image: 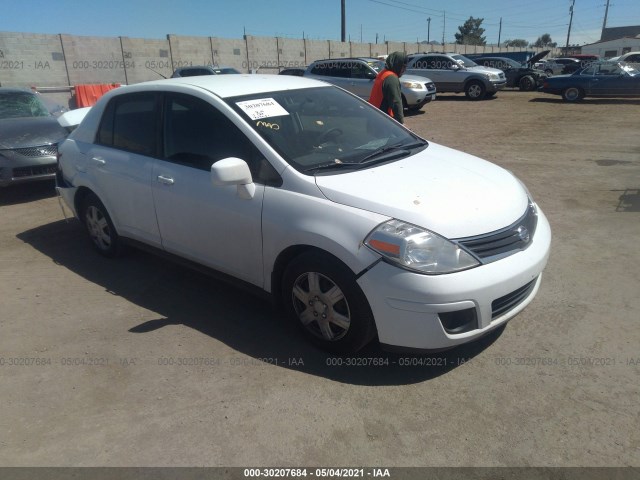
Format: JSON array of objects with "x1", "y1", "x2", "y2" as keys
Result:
[
  {"x1": 305, "y1": 57, "x2": 436, "y2": 111},
  {"x1": 406, "y1": 53, "x2": 507, "y2": 100},
  {"x1": 540, "y1": 58, "x2": 580, "y2": 76},
  {"x1": 0, "y1": 88, "x2": 68, "y2": 187}
]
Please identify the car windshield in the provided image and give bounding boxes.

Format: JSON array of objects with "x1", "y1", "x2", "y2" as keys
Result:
[
  {"x1": 369, "y1": 60, "x2": 385, "y2": 72},
  {"x1": 0, "y1": 91, "x2": 51, "y2": 119},
  {"x1": 479, "y1": 58, "x2": 520, "y2": 69},
  {"x1": 227, "y1": 86, "x2": 426, "y2": 174},
  {"x1": 451, "y1": 54, "x2": 478, "y2": 67}
]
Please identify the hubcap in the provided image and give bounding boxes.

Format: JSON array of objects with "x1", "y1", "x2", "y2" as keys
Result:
[
  {"x1": 469, "y1": 85, "x2": 482, "y2": 98},
  {"x1": 292, "y1": 271, "x2": 350, "y2": 341},
  {"x1": 566, "y1": 88, "x2": 578, "y2": 100},
  {"x1": 85, "y1": 205, "x2": 111, "y2": 251}
]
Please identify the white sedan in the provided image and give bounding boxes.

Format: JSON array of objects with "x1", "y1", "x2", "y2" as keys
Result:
[{"x1": 56, "y1": 74, "x2": 550, "y2": 354}]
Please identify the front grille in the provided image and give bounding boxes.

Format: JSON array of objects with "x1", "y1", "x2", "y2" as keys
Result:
[
  {"x1": 10, "y1": 145, "x2": 58, "y2": 158},
  {"x1": 12, "y1": 164, "x2": 57, "y2": 178},
  {"x1": 456, "y1": 202, "x2": 538, "y2": 263},
  {"x1": 492, "y1": 278, "x2": 537, "y2": 319}
]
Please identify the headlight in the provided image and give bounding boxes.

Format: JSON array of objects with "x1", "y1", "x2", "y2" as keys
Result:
[
  {"x1": 364, "y1": 220, "x2": 480, "y2": 274},
  {"x1": 401, "y1": 81, "x2": 425, "y2": 89},
  {"x1": 485, "y1": 73, "x2": 500, "y2": 81}
]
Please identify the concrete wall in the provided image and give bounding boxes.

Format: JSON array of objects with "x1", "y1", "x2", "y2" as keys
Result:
[{"x1": 0, "y1": 30, "x2": 561, "y2": 106}]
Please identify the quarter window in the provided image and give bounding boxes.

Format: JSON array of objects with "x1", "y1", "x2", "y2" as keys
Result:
[{"x1": 97, "y1": 93, "x2": 158, "y2": 156}]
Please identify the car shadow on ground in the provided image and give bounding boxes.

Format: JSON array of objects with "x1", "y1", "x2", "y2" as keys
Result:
[
  {"x1": 17, "y1": 219, "x2": 504, "y2": 386},
  {"x1": 0, "y1": 181, "x2": 57, "y2": 206},
  {"x1": 530, "y1": 97, "x2": 640, "y2": 105},
  {"x1": 614, "y1": 188, "x2": 640, "y2": 212}
]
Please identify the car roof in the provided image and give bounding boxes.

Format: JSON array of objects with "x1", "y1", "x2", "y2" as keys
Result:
[{"x1": 108, "y1": 74, "x2": 331, "y2": 99}]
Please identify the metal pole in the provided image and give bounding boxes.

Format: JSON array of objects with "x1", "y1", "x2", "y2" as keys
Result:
[
  {"x1": 498, "y1": 18, "x2": 502, "y2": 47},
  {"x1": 341, "y1": 0, "x2": 346, "y2": 42},
  {"x1": 601, "y1": 0, "x2": 610, "y2": 39},
  {"x1": 427, "y1": 18, "x2": 431, "y2": 44},
  {"x1": 565, "y1": 0, "x2": 575, "y2": 53}
]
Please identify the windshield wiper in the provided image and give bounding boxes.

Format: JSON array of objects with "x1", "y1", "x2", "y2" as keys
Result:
[
  {"x1": 303, "y1": 160, "x2": 362, "y2": 173},
  {"x1": 358, "y1": 141, "x2": 426, "y2": 164}
]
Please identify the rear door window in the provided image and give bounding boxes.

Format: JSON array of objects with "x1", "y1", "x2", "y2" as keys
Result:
[{"x1": 96, "y1": 92, "x2": 159, "y2": 157}]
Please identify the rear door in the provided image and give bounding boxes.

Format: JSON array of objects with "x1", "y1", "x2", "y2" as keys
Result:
[{"x1": 87, "y1": 92, "x2": 161, "y2": 246}]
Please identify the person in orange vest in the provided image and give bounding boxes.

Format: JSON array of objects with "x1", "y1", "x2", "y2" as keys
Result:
[{"x1": 368, "y1": 51, "x2": 407, "y2": 124}]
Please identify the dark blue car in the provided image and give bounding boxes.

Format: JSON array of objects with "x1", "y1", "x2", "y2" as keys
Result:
[{"x1": 540, "y1": 61, "x2": 640, "y2": 102}]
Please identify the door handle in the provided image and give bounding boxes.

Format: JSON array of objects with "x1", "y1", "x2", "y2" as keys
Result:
[
  {"x1": 157, "y1": 175, "x2": 175, "y2": 185},
  {"x1": 91, "y1": 157, "x2": 106, "y2": 165}
]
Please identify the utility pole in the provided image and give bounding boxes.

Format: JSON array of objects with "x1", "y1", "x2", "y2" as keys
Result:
[
  {"x1": 565, "y1": 0, "x2": 575, "y2": 53},
  {"x1": 376, "y1": 33, "x2": 378, "y2": 44},
  {"x1": 427, "y1": 17, "x2": 431, "y2": 45},
  {"x1": 360, "y1": 24, "x2": 363, "y2": 43},
  {"x1": 442, "y1": 11, "x2": 446, "y2": 47},
  {"x1": 341, "y1": 0, "x2": 346, "y2": 42},
  {"x1": 601, "y1": 0, "x2": 611, "y2": 39},
  {"x1": 498, "y1": 17, "x2": 502, "y2": 47}
]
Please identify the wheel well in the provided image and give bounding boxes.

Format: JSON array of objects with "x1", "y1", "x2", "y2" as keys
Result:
[
  {"x1": 73, "y1": 187, "x2": 94, "y2": 222},
  {"x1": 464, "y1": 78, "x2": 484, "y2": 89},
  {"x1": 270, "y1": 245, "x2": 351, "y2": 308}
]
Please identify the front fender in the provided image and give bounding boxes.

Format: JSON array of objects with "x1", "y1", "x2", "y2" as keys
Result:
[{"x1": 261, "y1": 187, "x2": 388, "y2": 293}]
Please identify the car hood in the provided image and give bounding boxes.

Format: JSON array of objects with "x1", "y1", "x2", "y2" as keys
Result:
[
  {"x1": 400, "y1": 73, "x2": 433, "y2": 84},
  {"x1": 0, "y1": 116, "x2": 67, "y2": 149},
  {"x1": 526, "y1": 50, "x2": 551, "y2": 66},
  {"x1": 315, "y1": 142, "x2": 528, "y2": 239},
  {"x1": 467, "y1": 65, "x2": 504, "y2": 75}
]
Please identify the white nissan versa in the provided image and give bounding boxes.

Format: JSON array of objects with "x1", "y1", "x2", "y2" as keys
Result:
[{"x1": 56, "y1": 75, "x2": 551, "y2": 354}]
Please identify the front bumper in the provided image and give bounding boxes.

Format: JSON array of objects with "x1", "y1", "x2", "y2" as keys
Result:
[
  {"x1": 0, "y1": 151, "x2": 57, "y2": 187},
  {"x1": 357, "y1": 208, "x2": 551, "y2": 351},
  {"x1": 487, "y1": 80, "x2": 507, "y2": 93},
  {"x1": 402, "y1": 87, "x2": 436, "y2": 108}
]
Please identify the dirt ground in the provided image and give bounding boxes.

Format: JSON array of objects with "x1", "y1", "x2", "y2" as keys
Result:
[{"x1": 1, "y1": 90, "x2": 639, "y2": 468}]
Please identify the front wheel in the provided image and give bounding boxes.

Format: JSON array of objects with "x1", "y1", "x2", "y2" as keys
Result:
[
  {"x1": 519, "y1": 75, "x2": 535, "y2": 91},
  {"x1": 562, "y1": 87, "x2": 584, "y2": 102},
  {"x1": 81, "y1": 193, "x2": 122, "y2": 257},
  {"x1": 465, "y1": 81, "x2": 486, "y2": 100},
  {"x1": 282, "y1": 251, "x2": 376, "y2": 354}
]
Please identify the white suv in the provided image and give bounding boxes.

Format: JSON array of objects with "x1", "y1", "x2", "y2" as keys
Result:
[{"x1": 56, "y1": 75, "x2": 550, "y2": 354}]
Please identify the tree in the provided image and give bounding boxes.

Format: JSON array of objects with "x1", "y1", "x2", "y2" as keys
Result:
[
  {"x1": 455, "y1": 17, "x2": 486, "y2": 45},
  {"x1": 503, "y1": 39, "x2": 528, "y2": 48},
  {"x1": 532, "y1": 34, "x2": 557, "y2": 48}
]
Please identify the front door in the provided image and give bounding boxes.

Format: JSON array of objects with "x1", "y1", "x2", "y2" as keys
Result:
[{"x1": 151, "y1": 93, "x2": 265, "y2": 286}]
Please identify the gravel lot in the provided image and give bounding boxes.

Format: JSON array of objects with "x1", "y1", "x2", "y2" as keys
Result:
[{"x1": 1, "y1": 90, "x2": 639, "y2": 467}]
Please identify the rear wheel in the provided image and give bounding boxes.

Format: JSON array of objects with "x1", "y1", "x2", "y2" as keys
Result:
[
  {"x1": 519, "y1": 75, "x2": 535, "y2": 91},
  {"x1": 562, "y1": 87, "x2": 584, "y2": 102},
  {"x1": 465, "y1": 81, "x2": 486, "y2": 100},
  {"x1": 80, "y1": 193, "x2": 121, "y2": 257},
  {"x1": 282, "y1": 251, "x2": 376, "y2": 354}
]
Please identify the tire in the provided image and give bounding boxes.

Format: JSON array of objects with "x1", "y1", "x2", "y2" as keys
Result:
[
  {"x1": 282, "y1": 251, "x2": 376, "y2": 354},
  {"x1": 465, "y1": 81, "x2": 486, "y2": 100},
  {"x1": 519, "y1": 75, "x2": 535, "y2": 91},
  {"x1": 80, "y1": 193, "x2": 121, "y2": 257},
  {"x1": 562, "y1": 87, "x2": 584, "y2": 102}
]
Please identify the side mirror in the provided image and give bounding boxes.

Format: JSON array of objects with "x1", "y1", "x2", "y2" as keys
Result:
[
  {"x1": 450, "y1": 64, "x2": 460, "y2": 71},
  {"x1": 211, "y1": 157, "x2": 256, "y2": 199}
]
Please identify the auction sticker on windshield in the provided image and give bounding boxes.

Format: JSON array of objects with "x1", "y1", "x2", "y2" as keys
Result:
[{"x1": 236, "y1": 98, "x2": 289, "y2": 120}]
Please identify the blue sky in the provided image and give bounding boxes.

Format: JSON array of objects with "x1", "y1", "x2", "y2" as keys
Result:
[{"x1": 2, "y1": 0, "x2": 639, "y2": 46}]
